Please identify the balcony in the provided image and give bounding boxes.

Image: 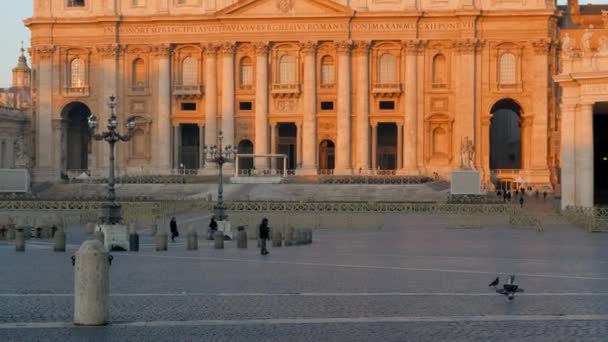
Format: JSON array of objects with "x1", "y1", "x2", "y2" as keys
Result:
[
  {"x1": 271, "y1": 83, "x2": 300, "y2": 98},
  {"x1": 129, "y1": 82, "x2": 150, "y2": 95},
  {"x1": 172, "y1": 84, "x2": 204, "y2": 99},
  {"x1": 64, "y1": 86, "x2": 89, "y2": 97},
  {"x1": 372, "y1": 82, "x2": 401, "y2": 98}
]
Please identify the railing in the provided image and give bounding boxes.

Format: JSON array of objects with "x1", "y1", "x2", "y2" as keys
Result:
[
  {"x1": 319, "y1": 175, "x2": 433, "y2": 185},
  {"x1": 172, "y1": 84, "x2": 204, "y2": 97},
  {"x1": 372, "y1": 82, "x2": 402, "y2": 97},
  {"x1": 494, "y1": 169, "x2": 521, "y2": 177},
  {"x1": 318, "y1": 169, "x2": 334, "y2": 176},
  {"x1": 64, "y1": 86, "x2": 89, "y2": 96},
  {"x1": 237, "y1": 169, "x2": 284, "y2": 177},
  {"x1": 271, "y1": 83, "x2": 300, "y2": 97}
]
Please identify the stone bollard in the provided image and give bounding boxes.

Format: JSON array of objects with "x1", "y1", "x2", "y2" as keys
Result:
[
  {"x1": 272, "y1": 231, "x2": 282, "y2": 247},
  {"x1": 307, "y1": 229, "x2": 313, "y2": 244},
  {"x1": 214, "y1": 231, "x2": 224, "y2": 249},
  {"x1": 294, "y1": 229, "x2": 303, "y2": 245},
  {"x1": 6, "y1": 226, "x2": 15, "y2": 241},
  {"x1": 284, "y1": 227, "x2": 294, "y2": 246},
  {"x1": 236, "y1": 226, "x2": 247, "y2": 249},
  {"x1": 129, "y1": 232, "x2": 139, "y2": 252},
  {"x1": 73, "y1": 240, "x2": 111, "y2": 326},
  {"x1": 149, "y1": 224, "x2": 158, "y2": 237},
  {"x1": 15, "y1": 229, "x2": 25, "y2": 252},
  {"x1": 93, "y1": 230, "x2": 104, "y2": 244},
  {"x1": 187, "y1": 226, "x2": 198, "y2": 251},
  {"x1": 0, "y1": 226, "x2": 6, "y2": 240},
  {"x1": 51, "y1": 225, "x2": 58, "y2": 238},
  {"x1": 53, "y1": 229, "x2": 66, "y2": 252},
  {"x1": 42, "y1": 226, "x2": 52, "y2": 239},
  {"x1": 155, "y1": 232, "x2": 168, "y2": 251},
  {"x1": 85, "y1": 223, "x2": 95, "y2": 234}
]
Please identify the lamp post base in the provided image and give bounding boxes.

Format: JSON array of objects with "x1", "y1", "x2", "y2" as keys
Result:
[
  {"x1": 100, "y1": 202, "x2": 122, "y2": 225},
  {"x1": 213, "y1": 204, "x2": 227, "y2": 221}
]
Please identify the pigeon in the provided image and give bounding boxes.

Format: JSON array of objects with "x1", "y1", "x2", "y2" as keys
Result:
[
  {"x1": 488, "y1": 277, "x2": 499, "y2": 287},
  {"x1": 496, "y1": 275, "x2": 524, "y2": 300}
]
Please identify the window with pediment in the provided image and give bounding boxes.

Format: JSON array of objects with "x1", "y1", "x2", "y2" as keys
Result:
[
  {"x1": 279, "y1": 55, "x2": 296, "y2": 84},
  {"x1": 182, "y1": 57, "x2": 198, "y2": 86},
  {"x1": 499, "y1": 53, "x2": 516, "y2": 85},
  {"x1": 432, "y1": 54, "x2": 447, "y2": 86},
  {"x1": 132, "y1": 58, "x2": 146, "y2": 90},
  {"x1": 378, "y1": 53, "x2": 395, "y2": 84},
  {"x1": 320, "y1": 55, "x2": 335, "y2": 86},
  {"x1": 240, "y1": 56, "x2": 253, "y2": 88},
  {"x1": 70, "y1": 58, "x2": 85, "y2": 89}
]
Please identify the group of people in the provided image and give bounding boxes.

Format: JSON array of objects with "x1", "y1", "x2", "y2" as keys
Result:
[
  {"x1": 167, "y1": 216, "x2": 271, "y2": 256},
  {"x1": 496, "y1": 187, "x2": 548, "y2": 208}
]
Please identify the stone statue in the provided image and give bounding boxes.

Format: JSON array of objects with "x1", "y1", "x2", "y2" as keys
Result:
[
  {"x1": 582, "y1": 26, "x2": 594, "y2": 55},
  {"x1": 599, "y1": 35, "x2": 608, "y2": 55},
  {"x1": 561, "y1": 33, "x2": 573, "y2": 57},
  {"x1": 460, "y1": 136, "x2": 475, "y2": 170},
  {"x1": 602, "y1": 10, "x2": 608, "y2": 29}
]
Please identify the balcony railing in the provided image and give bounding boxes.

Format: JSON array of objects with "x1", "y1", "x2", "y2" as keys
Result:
[
  {"x1": 173, "y1": 84, "x2": 204, "y2": 98},
  {"x1": 271, "y1": 83, "x2": 300, "y2": 97},
  {"x1": 372, "y1": 82, "x2": 401, "y2": 97},
  {"x1": 64, "y1": 86, "x2": 89, "y2": 97}
]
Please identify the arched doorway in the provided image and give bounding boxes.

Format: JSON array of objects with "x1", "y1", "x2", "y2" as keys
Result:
[
  {"x1": 377, "y1": 123, "x2": 397, "y2": 170},
  {"x1": 318, "y1": 140, "x2": 335, "y2": 170},
  {"x1": 62, "y1": 102, "x2": 91, "y2": 171},
  {"x1": 277, "y1": 123, "x2": 297, "y2": 170},
  {"x1": 594, "y1": 102, "x2": 608, "y2": 205},
  {"x1": 237, "y1": 139, "x2": 254, "y2": 173},
  {"x1": 490, "y1": 99, "x2": 522, "y2": 170}
]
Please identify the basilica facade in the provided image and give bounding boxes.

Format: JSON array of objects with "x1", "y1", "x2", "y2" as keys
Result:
[{"x1": 26, "y1": 0, "x2": 560, "y2": 189}]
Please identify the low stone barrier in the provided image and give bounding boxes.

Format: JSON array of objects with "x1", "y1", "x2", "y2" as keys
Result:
[
  {"x1": 15, "y1": 229, "x2": 25, "y2": 251},
  {"x1": 236, "y1": 226, "x2": 247, "y2": 249},
  {"x1": 155, "y1": 232, "x2": 167, "y2": 251}
]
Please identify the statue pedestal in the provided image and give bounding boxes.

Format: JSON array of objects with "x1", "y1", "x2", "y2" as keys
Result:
[
  {"x1": 97, "y1": 224, "x2": 129, "y2": 251},
  {"x1": 451, "y1": 170, "x2": 481, "y2": 195}
]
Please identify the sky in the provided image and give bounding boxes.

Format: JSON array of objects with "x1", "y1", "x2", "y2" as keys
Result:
[{"x1": 0, "y1": 0, "x2": 605, "y2": 88}]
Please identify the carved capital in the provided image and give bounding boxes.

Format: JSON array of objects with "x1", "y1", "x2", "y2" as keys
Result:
[
  {"x1": 220, "y1": 42, "x2": 236, "y2": 56},
  {"x1": 531, "y1": 38, "x2": 551, "y2": 55},
  {"x1": 402, "y1": 39, "x2": 422, "y2": 55},
  {"x1": 34, "y1": 45, "x2": 56, "y2": 60},
  {"x1": 96, "y1": 44, "x2": 121, "y2": 58},
  {"x1": 334, "y1": 40, "x2": 352, "y2": 55},
  {"x1": 353, "y1": 41, "x2": 371, "y2": 56},
  {"x1": 203, "y1": 43, "x2": 219, "y2": 57},
  {"x1": 300, "y1": 41, "x2": 317, "y2": 56},
  {"x1": 253, "y1": 41, "x2": 269, "y2": 56},
  {"x1": 152, "y1": 44, "x2": 173, "y2": 57},
  {"x1": 454, "y1": 39, "x2": 479, "y2": 54}
]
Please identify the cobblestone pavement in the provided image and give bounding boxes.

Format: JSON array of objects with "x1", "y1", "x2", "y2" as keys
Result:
[{"x1": 1, "y1": 214, "x2": 608, "y2": 341}]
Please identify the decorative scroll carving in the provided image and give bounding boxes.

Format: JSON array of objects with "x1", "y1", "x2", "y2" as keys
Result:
[
  {"x1": 334, "y1": 40, "x2": 352, "y2": 55},
  {"x1": 300, "y1": 41, "x2": 317, "y2": 56},
  {"x1": 220, "y1": 42, "x2": 236, "y2": 55},
  {"x1": 454, "y1": 39, "x2": 479, "y2": 54},
  {"x1": 96, "y1": 44, "x2": 121, "y2": 57},
  {"x1": 203, "y1": 43, "x2": 219, "y2": 57},
  {"x1": 276, "y1": 100, "x2": 296, "y2": 112},
  {"x1": 34, "y1": 45, "x2": 56, "y2": 60},
  {"x1": 277, "y1": 0, "x2": 295, "y2": 14},
  {"x1": 152, "y1": 44, "x2": 172, "y2": 57},
  {"x1": 403, "y1": 39, "x2": 422, "y2": 55},
  {"x1": 253, "y1": 41, "x2": 269, "y2": 56},
  {"x1": 353, "y1": 41, "x2": 371, "y2": 56},
  {"x1": 531, "y1": 38, "x2": 551, "y2": 55}
]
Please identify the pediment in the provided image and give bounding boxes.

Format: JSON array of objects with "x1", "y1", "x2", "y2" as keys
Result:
[{"x1": 217, "y1": 0, "x2": 354, "y2": 18}]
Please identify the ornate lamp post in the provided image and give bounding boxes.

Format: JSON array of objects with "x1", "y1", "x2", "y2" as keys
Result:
[
  {"x1": 88, "y1": 95, "x2": 136, "y2": 224},
  {"x1": 203, "y1": 131, "x2": 237, "y2": 221}
]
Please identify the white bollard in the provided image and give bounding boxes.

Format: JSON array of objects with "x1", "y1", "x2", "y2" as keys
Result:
[
  {"x1": 73, "y1": 240, "x2": 112, "y2": 325},
  {"x1": 53, "y1": 229, "x2": 66, "y2": 252}
]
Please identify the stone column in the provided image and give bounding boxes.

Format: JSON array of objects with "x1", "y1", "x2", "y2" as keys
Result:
[
  {"x1": 95, "y1": 44, "x2": 120, "y2": 172},
  {"x1": 335, "y1": 41, "x2": 353, "y2": 175},
  {"x1": 561, "y1": 104, "x2": 576, "y2": 209},
  {"x1": 254, "y1": 42, "x2": 269, "y2": 170},
  {"x1": 403, "y1": 40, "x2": 420, "y2": 174},
  {"x1": 575, "y1": 103, "x2": 594, "y2": 208},
  {"x1": 34, "y1": 45, "x2": 55, "y2": 181},
  {"x1": 204, "y1": 44, "x2": 218, "y2": 166},
  {"x1": 154, "y1": 44, "x2": 172, "y2": 174},
  {"x1": 354, "y1": 41, "x2": 370, "y2": 172},
  {"x1": 454, "y1": 39, "x2": 477, "y2": 167},
  {"x1": 198, "y1": 124, "x2": 205, "y2": 170},
  {"x1": 397, "y1": 123, "x2": 403, "y2": 170},
  {"x1": 220, "y1": 42, "x2": 236, "y2": 148},
  {"x1": 173, "y1": 125, "x2": 181, "y2": 170},
  {"x1": 371, "y1": 123, "x2": 378, "y2": 171},
  {"x1": 531, "y1": 39, "x2": 550, "y2": 171},
  {"x1": 270, "y1": 123, "x2": 277, "y2": 170},
  {"x1": 300, "y1": 41, "x2": 318, "y2": 175}
]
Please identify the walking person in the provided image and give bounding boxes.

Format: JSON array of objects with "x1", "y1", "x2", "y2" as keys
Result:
[
  {"x1": 208, "y1": 217, "x2": 218, "y2": 240},
  {"x1": 519, "y1": 196, "x2": 524, "y2": 208},
  {"x1": 170, "y1": 217, "x2": 179, "y2": 242},
  {"x1": 259, "y1": 218, "x2": 270, "y2": 255},
  {"x1": 543, "y1": 191, "x2": 548, "y2": 202}
]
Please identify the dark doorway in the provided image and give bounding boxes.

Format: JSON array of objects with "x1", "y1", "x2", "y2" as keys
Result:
[
  {"x1": 319, "y1": 140, "x2": 335, "y2": 170},
  {"x1": 594, "y1": 103, "x2": 608, "y2": 205},
  {"x1": 237, "y1": 139, "x2": 254, "y2": 173},
  {"x1": 377, "y1": 123, "x2": 397, "y2": 170},
  {"x1": 180, "y1": 124, "x2": 199, "y2": 170},
  {"x1": 490, "y1": 99, "x2": 522, "y2": 170},
  {"x1": 277, "y1": 123, "x2": 297, "y2": 170},
  {"x1": 63, "y1": 102, "x2": 91, "y2": 171}
]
